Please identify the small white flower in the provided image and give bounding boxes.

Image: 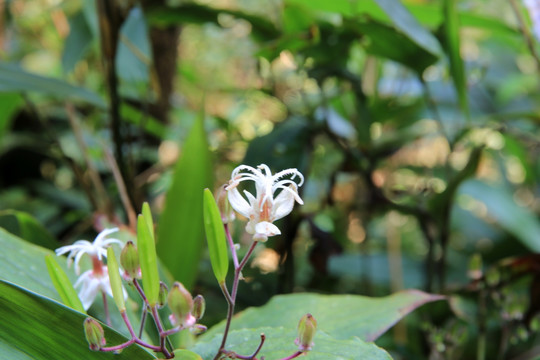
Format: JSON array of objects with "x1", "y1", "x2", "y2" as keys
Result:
[
  {"x1": 75, "y1": 265, "x2": 128, "y2": 310},
  {"x1": 55, "y1": 228, "x2": 123, "y2": 275},
  {"x1": 226, "y1": 164, "x2": 304, "y2": 241}
]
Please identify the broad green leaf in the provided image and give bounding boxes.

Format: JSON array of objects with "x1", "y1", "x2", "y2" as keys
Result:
[
  {"x1": 138, "y1": 215, "x2": 160, "y2": 306},
  {"x1": 0, "y1": 63, "x2": 105, "y2": 108},
  {"x1": 0, "y1": 227, "x2": 70, "y2": 300},
  {"x1": 107, "y1": 247, "x2": 126, "y2": 312},
  {"x1": 459, "y1": 180, "x2": 540, "y2": 252},
  {"x1": 116, "y1": 7, "x2": 151, "y2": 90},
  {"x1": 443, "y1": 0, "x2": 469, "y2": 118},
  {"x1": 172, "y1": 349, "x2": 203, "y2": 359},
  {"x1": 0, "y1": 280, "x2": 155, "y2": 359},
  {"x1": 62, "y1": 10, "x2": 93, "y2": 73},
  {"x1": 374, "y1": 0, "x2": 442, "y2": 57},
  {"x1": 202, "y1": 291, "x2": 444, "y2": 342},
  {"x1": 203, "y1": 189, "x2": 229, "y2": 284},
  {"x1": 0, "y1": 209, "x2": 58, "y2": 249},
  {"x1": 45, "y1": 255, "x2": 85, "y2": 313},
  {"x1": 193, "y1": 327, "x2": 391, "y2": 360},
  {"x1": 156, "y1": 111, "x2": 213, "y2": 290}
]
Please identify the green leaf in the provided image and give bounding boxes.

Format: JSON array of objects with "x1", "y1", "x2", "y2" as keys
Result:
[
  {"x1": 0, "y1": 93, "x2": 22, "y2": 141},
  {"x1": 459, "y1": 180, "x2": 540, "y2": 252},
  {"x1": 146, "y1": 3, "x2": 280, "y2": 41},
  {"x1": 62, "y1": 10, "x2": 93, "y2": 73},
  {"x1": 203, "y1": 189, "x2": 229, "y2": 284},
  {"x1": 45, "y1": 255, "x2": 85, "y2": 313},
  {"x1": 202, "y1": 291, "x2": 444, "y2": 342},
  {"x1": 374, "y1": 0, "x2": 442, "y2": 57},
  {"x1": 138, "y1": 215, "x2": 160, "y2": 306},
  {"x1": 443, "y1": 0, "x2": 469, "y2": 118},
  {"x1": 173, "y1": 349, "x2": 203, "y2": 359},
  {"x1": 0, "y1": 280, "x2": 155, "y2": 359},
  {"x1": 116, "y1": 7, "x2": 151, "y2": 91},
  {"x1": 0, "y1": 209, "x2": 58, "y2": 249},
  {"x1": 107, "y1": 247, "x2": 126, "y2": 312},
  {"x1": 0, "y1": 227, "x2": 70, "y2": 300},
  {"x1": 193, "y1": 327, "x2": 391, "y2": 360},
  {"x1": 156, "y1": 111, "x2": 213, "y2": 290},
  {"x1": 0, "y1": 63, "x2": 106, "y2": 108},
  {"x1": 142, "y1": 202, "x2": 155, "y2": 241}
]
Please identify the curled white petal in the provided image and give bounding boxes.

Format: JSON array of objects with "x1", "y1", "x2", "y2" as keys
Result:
[{"x1": 226, "y1": 164, "x2": 304, "y2": 241}]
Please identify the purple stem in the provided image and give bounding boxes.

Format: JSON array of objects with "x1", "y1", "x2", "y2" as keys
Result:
[
  {"x1": 278, "y1": 351, "x2": 303, "y2": 360},
  {"x1": 214, "y1": 241, "x2": 259, "y2": 360},
  {"x1": 102, "y1": 290, "x2": 111, "y2": 326},
  {"x1": 225, "y1": 224, "x2": 239, "y2": 268},
  {"x1": 151, "y1": 305, "x2": 173, "y2": 358}
]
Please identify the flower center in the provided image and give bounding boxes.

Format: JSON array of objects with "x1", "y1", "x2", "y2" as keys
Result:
[
  {"x1": 91, "y1": 255, "x2": 104, "y2": 276},
  {"x1": 259, "y1": 198, "x2": 272, "y2": 222}
]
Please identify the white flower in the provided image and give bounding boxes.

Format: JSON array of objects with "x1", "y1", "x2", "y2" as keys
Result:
[
  {"x1": 226, "y1": 164, "x2": 304, "y2": 241},
  {"x1": 75, "y1": 265, "x2": 128, "y2": 310},
  {"x1": 55, "y1": 228, "x2": 123, "y2": 275}
]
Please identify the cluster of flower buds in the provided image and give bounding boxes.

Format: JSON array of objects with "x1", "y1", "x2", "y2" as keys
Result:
[{"x1": 168, "y1": 282, "x2": 206, "y2": 333}]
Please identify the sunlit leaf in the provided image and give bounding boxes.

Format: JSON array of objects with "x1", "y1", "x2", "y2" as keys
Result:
[
  {"x1": 202, "y1": 291, "x2": 444, "y2": 342},
  {"x1": 0, "y1": 280, "x2": 155, "y2": 359},
  {"x1": 193, "y1": 327, "x2": 391, "y2": 360}
]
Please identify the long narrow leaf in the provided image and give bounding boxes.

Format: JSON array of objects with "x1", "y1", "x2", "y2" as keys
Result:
[
  {"x1": 203, "y1": 189, "x2": 229, "y2": 284},
  {"x1": 156, "y1": 111, "x2": 213, "y2": 290},
  {"x1": 106, "y1": 247, "x2": 126, "y2": 312},
  {"x1": 45, "y1": 255, "x2": 85, "y2": 313},
  {"x1": 443, "y1": 0, "x2": 469, "y2": 119},
  {"x1": 138, "y1": 215, "x2": 160, "y2": 306}
]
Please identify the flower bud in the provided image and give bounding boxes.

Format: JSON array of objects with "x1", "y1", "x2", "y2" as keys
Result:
[
  {"x1": 295, "y1": 313, "x2": 317, "y2": 352},
  {"x1": 120, "y1": 241, "x2": 140, "y2": 281},
  {"x1": 193, "y1": 295, "x2": 206, "y2": 320},
  {"x1": 168, "y1": 282, "x2": 195, "y2": 328},
  {"x1": 84, "y1": 318, "x2": 106, "y2": 351},
  {"x1": 217, "y1": 185, "x2": 235, "y2": 224},
  {"x1": 158, "y1": 282, "x2": 169, "y2": 309}
]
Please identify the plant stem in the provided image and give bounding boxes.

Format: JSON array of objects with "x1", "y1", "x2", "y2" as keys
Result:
[
  {"x1": 214, "y1": 241, "x2": 258, "y2": 360},
  {"x1": 102, "y1": 290, "x2": 111, "y2": 326},
  {"x1": 278, "y1": 351, "x2": 303, "y2": 360},
  {"x1": 225, "y1": 224, "x2": 239, "y2": 268}
]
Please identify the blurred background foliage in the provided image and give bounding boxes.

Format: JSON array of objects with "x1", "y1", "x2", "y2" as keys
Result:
[{"x1": 1, "y1": 0, "x2": 540, "y2": 358}]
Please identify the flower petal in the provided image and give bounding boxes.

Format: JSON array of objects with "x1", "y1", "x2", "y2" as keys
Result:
[
  {"x1": 272, "y1": 188, "x2": 296, "y2": 221},
  {"x1": 227, "y1": 187, "x2": 253, "y2": 218},
  {"x1": 254, "y1": 221, "x2": 281, "y2": 239}
]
